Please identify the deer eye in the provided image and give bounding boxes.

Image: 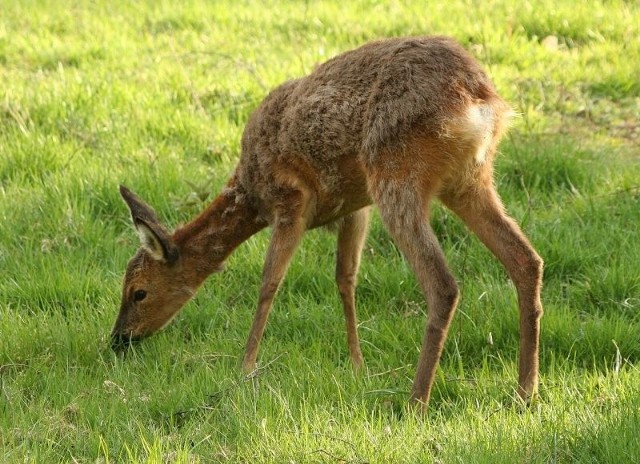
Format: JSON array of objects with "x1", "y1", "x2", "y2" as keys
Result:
[{"x1": 133, "y1": 290, "x2": 147, "y2": 302}]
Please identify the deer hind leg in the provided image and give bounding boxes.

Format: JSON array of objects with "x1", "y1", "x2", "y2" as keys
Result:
[
  {"x1": 368, "y1": 165, "x2": 460, "y2": 408},
  {"x1": 440, "y1": 174, "x2": 544, "y2": 401},
  {"x1": 241, "y1": 190, "x2": 309, "y2": 374},
  {"x1": 335, "y1": 207, "x2": 371, "y2": 371}
]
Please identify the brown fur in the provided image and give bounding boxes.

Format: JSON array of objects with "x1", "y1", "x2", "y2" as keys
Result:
[{"x1": 113, "y1": 36, "x2": 544, "y2": 408}]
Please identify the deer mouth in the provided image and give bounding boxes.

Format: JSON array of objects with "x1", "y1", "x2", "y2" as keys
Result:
[{"x1": 110, "y1": 332, "x2": 143, "y2": 352}]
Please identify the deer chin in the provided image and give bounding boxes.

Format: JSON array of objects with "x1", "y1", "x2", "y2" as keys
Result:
[
  {"x1": 111, "y1": 314, "x2": 180, "y2": 352},
  {"x1": 110, "y1": 332, "x2": 143, "y2": 352}
]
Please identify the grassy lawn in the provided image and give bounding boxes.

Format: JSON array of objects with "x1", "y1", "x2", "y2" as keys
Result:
[{"x1": 1, "y1": 0, "x2": 639, "y2": 462}]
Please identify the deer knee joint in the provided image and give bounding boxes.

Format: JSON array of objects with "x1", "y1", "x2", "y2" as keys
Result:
[
  {"x1": 429, "y1": 282, "x2": 459, "y2": 329},
  {"x1": 336, "y1": 274, "x2": 355, "y2": 295}
]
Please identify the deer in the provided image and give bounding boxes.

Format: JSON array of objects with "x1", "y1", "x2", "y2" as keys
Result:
[{"x1": 111, "y1": 36, "x2": 544, "y2": 408}]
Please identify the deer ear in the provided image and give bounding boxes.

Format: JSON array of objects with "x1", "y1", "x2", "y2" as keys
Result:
[{"x1": 119, "y1": 185, "x2": 179, "y2": 263}]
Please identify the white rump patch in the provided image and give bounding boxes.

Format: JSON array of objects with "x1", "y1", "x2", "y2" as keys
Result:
[{"x1": 464, "y1": 104, "x2": 495, "y2": 165}]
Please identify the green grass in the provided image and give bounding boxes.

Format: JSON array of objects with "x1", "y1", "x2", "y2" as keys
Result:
[{"x1": 1, "y1": 0, "x2": 639, "y2": 462}]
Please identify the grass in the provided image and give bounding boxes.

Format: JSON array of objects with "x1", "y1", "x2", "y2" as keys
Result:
[{"x1": 1, "y1": 0, "x2": 639, "y2": 462}]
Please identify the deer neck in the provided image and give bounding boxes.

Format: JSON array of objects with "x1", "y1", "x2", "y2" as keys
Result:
[{"x1": 172, "y1": 179, "x2": 266, "y2": 282}]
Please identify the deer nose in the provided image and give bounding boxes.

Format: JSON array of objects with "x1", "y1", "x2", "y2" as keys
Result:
[{"x1": 110, "y1": 332, "x2": 140, "y2": 352}]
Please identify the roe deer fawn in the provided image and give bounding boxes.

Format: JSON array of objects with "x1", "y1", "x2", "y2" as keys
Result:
[{"x1": 112, "y1": 36, "x2": 544, "y2": 408}]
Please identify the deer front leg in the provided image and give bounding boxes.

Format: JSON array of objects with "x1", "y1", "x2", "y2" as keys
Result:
[
  {"x1": 335, "y1": 207, "x2": 371, "y2": 371},
  {"x1": 241, "y1": 207, "x2": 307, "y2": 374}
]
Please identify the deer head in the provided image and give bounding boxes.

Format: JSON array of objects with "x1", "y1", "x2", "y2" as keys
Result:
[{"x1": 111, "y1": 186, "x2": 197, "y2": 351}]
